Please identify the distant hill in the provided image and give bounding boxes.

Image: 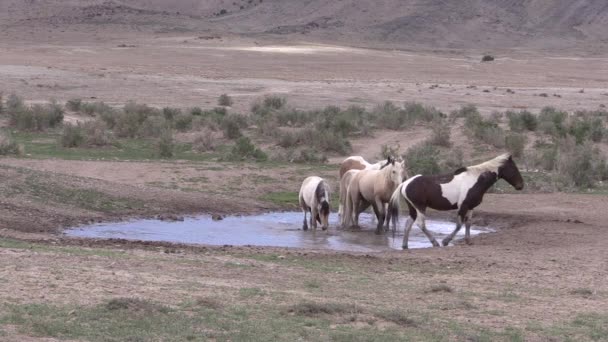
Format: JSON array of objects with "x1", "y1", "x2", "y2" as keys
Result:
[{"x1": 2, "y1": 0, "x2": 608, "y2": 50}]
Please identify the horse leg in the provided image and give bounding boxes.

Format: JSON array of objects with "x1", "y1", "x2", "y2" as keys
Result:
[
  {"x1": 417, "y1": 211, "x2": 440, "y2": 247},
  {"x1": 302, "y1": 209, "x2": 308, "y2": 231},
  {"x1": 383, "y1": 203, "x2": 390, "y2": 232},
  {"x1": 464, "y1": 211, "x2": 473, "y2": 245},
  {"x1": 311, "y1": 207, "x2": 318, "y2": 230},
  {"x1": 442, "y1": 213, "x2": 465, "y2": 246},
  {"x1": 402, "y1": 204, "x2": 417, "y2": 249},
  {"x1": 373, "y1": 198, "x2": 385, "y2": 234}
]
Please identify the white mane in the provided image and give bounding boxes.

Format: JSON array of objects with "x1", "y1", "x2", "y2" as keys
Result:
[{"x1": 467, "y1": 154, "x2": 510, "y2": 175}]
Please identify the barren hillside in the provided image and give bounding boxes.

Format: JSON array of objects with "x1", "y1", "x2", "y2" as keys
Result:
[{"x1": 2, "y1": 0, "x2": 608, "y2": 51}]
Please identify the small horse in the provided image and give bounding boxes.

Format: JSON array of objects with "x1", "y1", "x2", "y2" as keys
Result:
[
  {"x1": 339, "y1": 156, "x2": 388, "y2": 179},
  {"x1": 345, "y1": 157, "x2": 405, "y2": 234},
  {"x1": 298, "y1": 176, "x2": 331, "y2": 230},
  {"x1": 389, "y1": 154, "x2": 524, "y2": 249}
]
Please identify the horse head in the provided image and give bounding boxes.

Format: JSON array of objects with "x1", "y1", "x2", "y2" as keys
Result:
[
  {"x1": 498, "y1": 155, "x2": 524, "y2": 190},
  {"x1": 318, "y1": 200, "x2": 330, "y2": 230},
  {"x1": 384, "y1": 159, "x2": 404, "y2": 186}
]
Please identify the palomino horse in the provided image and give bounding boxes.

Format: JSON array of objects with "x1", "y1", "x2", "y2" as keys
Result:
[
  {"x1": 299, "y1": 176, "x2": 331, "y2": 230},
  {"x1": 338, "y1": 156, "x2": 389, "y2": 223},
  {"x1": 339, "y1": 169, "x2": 361, "y2": 227},
  {"x1": 345, "y1": 157, "x2": 405, "y2": 234},
  {"x1": 339, "y1": 156, "x2": 388, "y2": 178},
  {"x1": 389, "y1": 154, "x2": 524, "y2": 249}
]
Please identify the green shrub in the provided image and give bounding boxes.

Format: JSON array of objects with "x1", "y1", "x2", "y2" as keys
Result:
[
  {"x1": 263, "y1": 95, "x2": 286, "y2": 110},
  {"x1": 82, "y1": 120, "x2": 115, "y2": 147},
  {"x1": 538, "y1": 107, "x2": 567, "y2": 137},
  {"x1": 440, "y1": 147, "x2": 464, "y2": 171},
  {"x1": 507, "y1": 111, "x2": 537, "y2": 132},
  {"x1": 228, "y1": 137, "x2": 267, "y2": 161},
  {"x1": 192, "y1": 129, "x2": 219, "y2": 152},
  {"x1": 403, "y1": 141, "x2": 440, "y2": 175},
  {"x1": 6, "y1": 93, "x2": 25, "y2": 113},
  {"x1": 66, "y1": 98, "x2": 82, "y2": 112},
  {"x1": 374, "y1": 101, "x2": 404, "y2": 129},
  {"x1": 218, "y1": 94, "x2": 233, "y2": 107},
  {"x1": 162, "y1": 107, "x2": 181, "y2": 121},
  {"x1": 379, "y1": 143, "x2": 401, "y2": 159},
  {"x1": 429, "y1": 121, "x2": 451, "y2": 147},
  {"x1": 138, "y1": 116, "x2": 169, "y2": 138},
  {"x1": 555, "y1": 139, "x2": 606, "y2": 188},
  {"x1": 81, "y1": 101, "x2": 113, "y2": 116},
  {"x1": 221, "y1": 114, "x2": 248, "y2": 139},
  {"x1": 0, "y1": 131, "x2": 21, "y2": 155},
  {"x1": 190, "y1": 107, "x2": 203, "y2": 116},
  {"x1": 505, "y1": 133, "x2": 526, "y2": 158},
  {"x1": 115, "y1": 111, "x2": 147, "y2": 138},
  {"x1": 173, "y1": 113, "x2": 193, "y2": 132},
  {"x1": 157, "y1": 128, "x2": 174, "y2": 158},
  {"x1": 9, "y1": 101, "x2": 64, "y2": 131},
  {"x1": 61, "y1": 124, "x2": 85, "y2": 148},
  {"x1": 451, "y1": 104, "x2": 479, "y2": 120}
]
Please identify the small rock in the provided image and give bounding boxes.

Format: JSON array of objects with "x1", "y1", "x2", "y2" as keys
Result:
[{"x1": 212, "y1": 214, "x2": 224, "y2": 221}]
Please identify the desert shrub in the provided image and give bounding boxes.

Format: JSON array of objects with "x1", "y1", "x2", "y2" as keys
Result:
[
  {"x1": 505, "y1": 133, "x2": 526, "y2": 158},
  {"x1": 451, "y1": 104, "x2": 479, "y2": 120},
  {"x1": 190, "y1": 107, "x2": 203, "y2": 116},
  {"x1": 507, "y1": 111, "x2": 537, "y2": 132},
  {"x1": 589, "y1": 118, "x2": 605, "y2": 142},
  {"x1": 299, "y1": 127, "x2": 351, "y2": 155},
  {"x1": 467, "y1": 115, "x2": 505, "y2": 148},
  {"x1": 218, "y1": 94, "x2": 233, "y2": 107},
  {"x1": 374, "y1": 101, "x2": 404, "y2": 129},
  {"x1": 99, "y1": 110, "x2": 120, "y2": 129},
  {"x1": 0, "y1": 93, "x2": 4, "y2": 114},
  {"x1": 228, "y1": 137, "x2": 267, "y2": 161},
  {"x1": 81, "y1": 101, "x2": 113, "y2": 116},
  {"x1": 60, "y1": 124, "x2": 85, "y2": 148},
  {"x1": 263, "y1": 95, "x2": 286, "y2": 110},
  {"x1": 402, "y1": 102, "x2": 443, "y2": 123},
  {"x1": 440, "y1": 147, "x2": 464, "y2": 171},
  {"x1": 278, "y1": 131, "x2": 298, "y2": 148},
  {"x1": 173, "y1": 112, "x2": 193, "y2": 132},
  {"x1": 0, "y1": 131, "x2": 21, "y2": 155},
  {"x1": 220, "y1": 114, "x2": 248, "y2": 139},
  {"x1": 6, "y1": 93, "x2": 25, "y2": 113},
  {"x1": 157, "y1": 128, "x2": 174, "y2": 158},
  {"x1": 82, "y1": 120, "x2": 115, "y2": 147},
  {"x1": 538, "y1": 107, "x2": 567, "y2": 137},
  {"x1": 429, "y1": 121, "x2": 451, "y2": 147},
  {"x1": 403, "y1": 141, "x2": 440, "y2": 175},
  {"x1": 482, "y1": 55, "x2": 495, "y2": 62},
  {"x1": 124, "y1": 101, "x2": 158, "y2": 118},
  {"x1": 555, "y1": 139, "x2": 607, "y2": 188},
  {"x1": 115, "y1": 111, "x2": 147, "y2": 138},
  {"x1": 162, "y1": 107, "x2": 181, "y2": 121},
  {"x1": 65, "y1": 98, "x2": 82, "y2": 111},
  {"x1": 138, "y1": 116, "x2": 169, "y2": 138},
  {"x1": 192, "y1": 129, "x2": 219, "y2": 152},
  {"x1": 294, "y1": 149, "x2": 328, "y2": 163},
  {"x1": 9, "y1": 101, "x2": 64, "y2": 131},
  {"x1": 379, "y1": 143, "x2": 401, "y2": 159}
]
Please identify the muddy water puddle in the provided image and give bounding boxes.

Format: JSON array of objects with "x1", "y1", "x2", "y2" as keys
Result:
[{"x1": 65, "y1": 212, "x2": 492, "y2": 252}]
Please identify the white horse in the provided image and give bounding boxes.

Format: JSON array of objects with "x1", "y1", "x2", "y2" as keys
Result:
[
  {"x1": 339, "y1": 169, "x2": 361, "y2": 227},
  {"x1": 344, "y1": 157, "x2": 405, "y2": 234},
  {"x1": 298, "y1": 176, "x2": 331, "y2": 230}
]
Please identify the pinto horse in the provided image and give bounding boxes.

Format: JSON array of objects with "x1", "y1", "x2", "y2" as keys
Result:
[
  {"x1": 299, "y1": 176, "x2": 331, "y2": 230},
  {"x1": 345, "y1": 157, "x2": 406, "y2": 234},
  {"x1": 389, "y1": 154, "x2": 524, "y2": 249}
]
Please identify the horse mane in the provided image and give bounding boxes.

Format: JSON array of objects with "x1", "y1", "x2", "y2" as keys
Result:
[{"x1": 466, "y1": 154, "x2": 510, "y2": 175}]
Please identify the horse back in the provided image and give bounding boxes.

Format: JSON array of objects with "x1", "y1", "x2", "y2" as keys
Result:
[{"x1": 404, "y1": 175, "x2": 458, "y2": 211}]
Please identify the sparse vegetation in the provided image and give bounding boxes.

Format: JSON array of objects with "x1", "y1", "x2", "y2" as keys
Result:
[
  {"x1": 507, "y1": 110, "x2": 537, "y2": 132},
  {"x1": 7, "y1": 98, "x2": 64, "y2": 131},
  {"x1": 505, "y1": 133, "x2": 526, "y2": 158},
  {"x1": 157, "y1": 128, "x2": 174, "y2": 158},
  {"x1": 227, "y1": 137, "x2": 267, "y2": 162},
  {"x1": 0, "y1": 131, "x2": 21, "y2": 155},
  {"x1": 218, "y1": 94, "x2": 234, "y2": 107},
  {"x1": 403, "y1": 141, "x2": 440, "y2": 176}
]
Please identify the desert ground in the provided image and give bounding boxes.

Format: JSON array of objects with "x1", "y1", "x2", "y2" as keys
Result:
[{"x1": 1, "y1": 2, "x2": 608, "y2": 340}]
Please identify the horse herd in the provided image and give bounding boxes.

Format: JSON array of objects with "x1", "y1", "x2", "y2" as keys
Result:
[{"x1": 298, "y1": 154, "x2": 524, "y2": 249}]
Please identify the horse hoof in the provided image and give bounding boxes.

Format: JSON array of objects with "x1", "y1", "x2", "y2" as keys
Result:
[
  {"x1": 402, "y1": 245, "x2": 409, "y2": 250},
  {"x1": 432, "y1": 241, "x2": 440, "y2": 247},
  {"x1": 303, "y1": 226, "x2": 308, "y2": 231},
  {"x1": 442, "y1": 239, "x2": 450, "y2": 246}
]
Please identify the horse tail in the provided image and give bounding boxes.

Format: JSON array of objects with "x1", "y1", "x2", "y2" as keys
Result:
[
  {"x1": 389, "y1": 182, "x2": 404, "y2": 232},
  {"x1": 343, "y1": 182, "x2": 355, "y2": 228}
]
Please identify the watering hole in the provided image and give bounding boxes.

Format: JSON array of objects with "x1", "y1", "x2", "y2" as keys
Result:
[{"x1": 65, "y1": 212, "x2": 492, "y2": 252}]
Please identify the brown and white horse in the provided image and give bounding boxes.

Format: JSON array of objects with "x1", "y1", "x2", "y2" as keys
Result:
[
  {"x1": 389, "y1": 154, "x2": 524, "y2": 249},
  {"x1": 345, "y1": 157, "x2": 406, "y2": 234},
  {"x1": 299, "y1": 176, "x2": 331, "y2": 230}
]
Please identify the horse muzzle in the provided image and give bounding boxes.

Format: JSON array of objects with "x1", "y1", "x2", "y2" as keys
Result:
[{"x1": 515, "y1": 183, "x2": 524, "y2": 191}]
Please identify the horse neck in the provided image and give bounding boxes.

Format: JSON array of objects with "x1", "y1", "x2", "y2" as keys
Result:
[
  {"x1": 380, "y1": 165, "x2": 397, "y2": 187},
  {"x1": 465, "y1": 169, "x2": 499, "y2": 195}
]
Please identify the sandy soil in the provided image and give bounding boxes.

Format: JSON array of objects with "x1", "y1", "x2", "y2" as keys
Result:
[{"x1": 1, "y1": 35, "x2": 607, "y2": 116}]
